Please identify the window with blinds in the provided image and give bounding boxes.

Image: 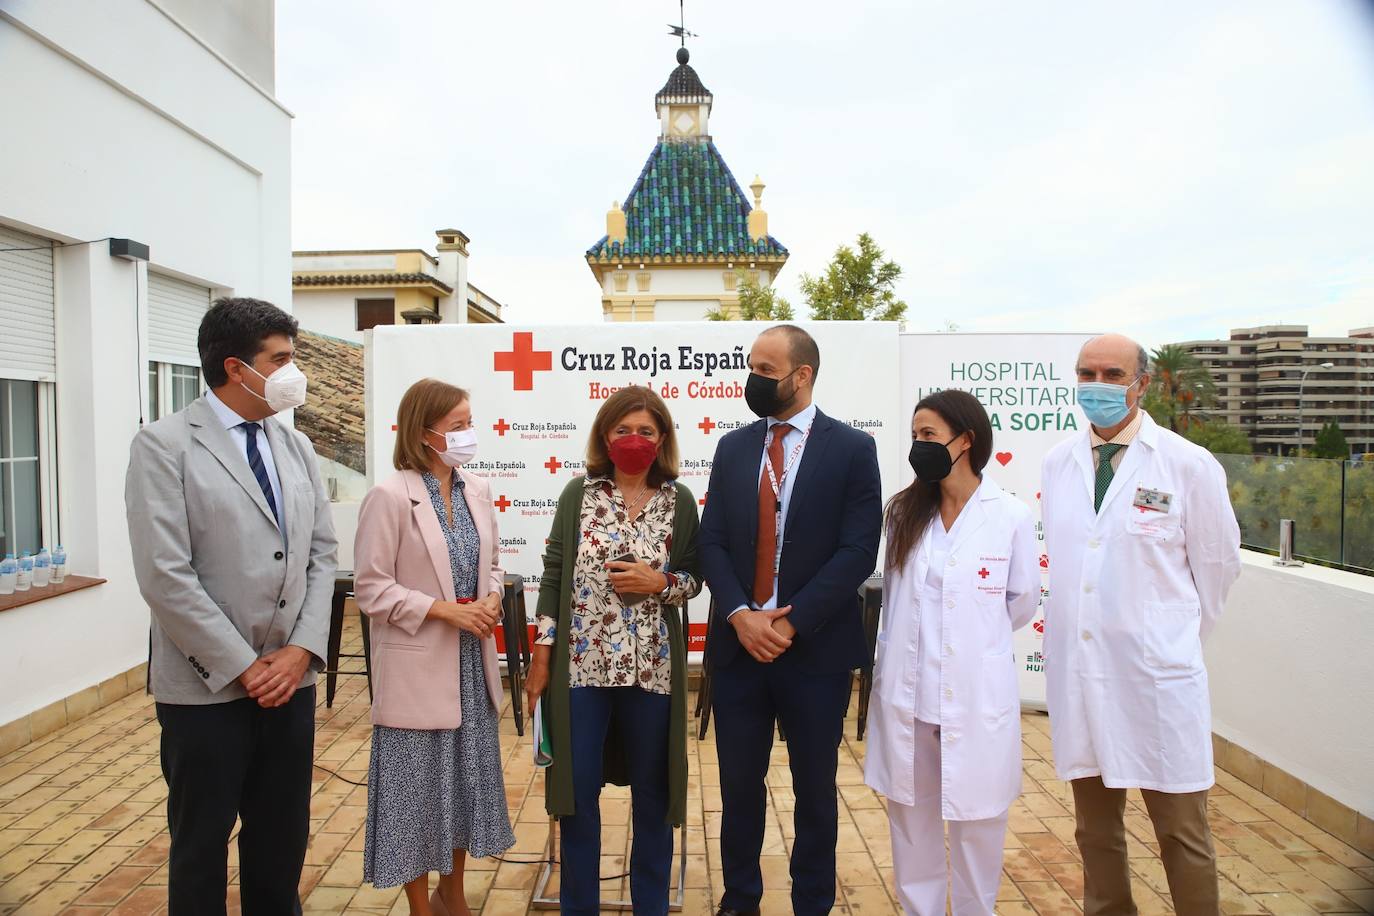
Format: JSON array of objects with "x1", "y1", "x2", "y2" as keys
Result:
[
  {"x1": 0, "y1": 227, "x2": 56, "y2": 380},
  {"x1": 148, "y1": 272, "x2": 212, "y2": 366}
]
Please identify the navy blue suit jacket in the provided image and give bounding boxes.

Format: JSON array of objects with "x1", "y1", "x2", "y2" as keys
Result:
[{"x1": 698, "y1": 408, "x2": 882, "y2": 673}]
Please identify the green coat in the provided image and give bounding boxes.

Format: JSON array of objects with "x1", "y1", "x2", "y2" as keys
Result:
[{"x1": 537, "y1": 476, "x2": 699, "y2": 827}]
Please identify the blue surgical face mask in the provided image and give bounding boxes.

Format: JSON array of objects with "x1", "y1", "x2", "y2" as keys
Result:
[{"x1": 1077, "y1": 376, "x2": 1140, "y2": 428}]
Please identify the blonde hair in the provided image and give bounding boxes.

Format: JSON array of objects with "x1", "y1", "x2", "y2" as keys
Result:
[
  {"x1": 585, "y1": 386, "x2": 680, "y2": 486},
  {"x1": 393, "y1": 378, "x2": 469, "y2": 471}
]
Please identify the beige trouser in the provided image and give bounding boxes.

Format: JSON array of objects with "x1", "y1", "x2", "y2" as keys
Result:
[{"x1": 1071, "y1": 776, "x2": 1219, "y2": 916}]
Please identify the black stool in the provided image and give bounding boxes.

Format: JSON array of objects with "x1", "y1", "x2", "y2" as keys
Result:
[
  {"x1": 325, "y1": 572, "x2": 372, "y2": 707},
  {"x1": 856, "y1": 577, "x2": 883, "y2": 740},
  {"x1": 501, "y1": 574, "x2": 532, "y2": 735}
]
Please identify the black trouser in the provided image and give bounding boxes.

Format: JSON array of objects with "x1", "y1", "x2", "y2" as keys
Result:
[
  {"x1": 156, "y1": 685, "x2": 315, "y2": 916},
  {"x1": 713, "y1": 653, "x2": 852, "y2": 916}
]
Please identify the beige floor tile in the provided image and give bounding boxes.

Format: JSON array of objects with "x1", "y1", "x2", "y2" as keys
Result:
[
  {"x1": 1275, "y1": 870, "x2": 1366, "y2": 913},
  {"x1": 1017, "y1": 879, "x2": 1082, "y2": 914},
  {"x1": 0, "y1": 862, "x2": 68, "y2": 906},
  {"x1": 0, "y1": 638, "x2": 1365, "y2": 916},
  {"x1": 1282, "y1": 853, "x2": 1373, "y2": 892},
  {"x1": 1253, "y1": 891, "x2": 1322, "y2": 915}
]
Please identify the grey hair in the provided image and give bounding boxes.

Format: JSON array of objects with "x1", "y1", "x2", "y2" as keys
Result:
[{"x1": 1137, "y1": 345, "x2": 1150, "y2": 376}]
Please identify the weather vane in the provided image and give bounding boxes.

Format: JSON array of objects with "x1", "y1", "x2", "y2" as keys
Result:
[{"x1": 668, "y1": 0, "x2": 698, "y2": 48}]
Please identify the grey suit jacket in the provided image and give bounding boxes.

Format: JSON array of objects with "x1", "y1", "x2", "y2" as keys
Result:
[{"x1": 125, "y1": 395, "x2": 339, "y2": 704}]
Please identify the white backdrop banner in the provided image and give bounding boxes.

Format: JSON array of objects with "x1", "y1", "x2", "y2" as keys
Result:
[
  {"x1": 896, "y1": 333, "x2": 1092, "y2": 708},
  {"x1": 365, "y1": 322, "x2": 903, "y2": 660}
]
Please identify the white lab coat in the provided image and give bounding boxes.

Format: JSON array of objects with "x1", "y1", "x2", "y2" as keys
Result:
[
  {"x1": 865, "y1": 478, "x2": 1041, "y2": 820},
  {"x1": 1039, "y1": 411, "x2": 1241, "y2": 793}
]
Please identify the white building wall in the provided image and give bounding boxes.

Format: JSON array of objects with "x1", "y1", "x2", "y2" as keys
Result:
[
  {"x1": 292, "y1": 288, "x2": 399, "y2": 344},
  {"x1": 599, "y1": 266, "x2": 776, "y2": 298},
  {"x1": 654, "y1": 300, "x2": 719, "y2": 322},
  {"x1": 0, "y1": 0, "x2": 291, "y2": 726},
  {"x1": 1207, "y1": 553, "x2": 1374, "y2": 816}
]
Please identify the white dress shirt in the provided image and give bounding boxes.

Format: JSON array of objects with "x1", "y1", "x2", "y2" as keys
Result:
[
  {"x1": 916, "y1": 505, "x2": 969, "y2": 723},
  {"x1": 731, "y1": 401, "x2": 818, "y2": 617},
  {"x1": 205, "y1": 388, "x2": 284, "y2": 533}
]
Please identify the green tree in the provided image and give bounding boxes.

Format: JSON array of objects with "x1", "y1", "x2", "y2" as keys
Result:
[
  {"x1": 800, "y1": 232, "x2": 908, "y2": 322},
  {"x1": 1311, "y1": 420, "x2": 1350, "y2": 459},
  {"x1": 706, "y1": 270, "x2": 794, "y2": 321},
  {"x1": 1144, "y1": 344, "x2": 1217, "y2": 432},
  {"x1": 1184, "y1": 419, "x2": 1251, "y2": 455}
]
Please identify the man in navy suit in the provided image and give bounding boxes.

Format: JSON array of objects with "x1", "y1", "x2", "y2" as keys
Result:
[{"x1": 700, "y1": 325, "x2": 882, "y2": 916}]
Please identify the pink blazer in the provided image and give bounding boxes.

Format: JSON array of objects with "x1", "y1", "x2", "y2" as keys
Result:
[{"x1": 354, "y1": 468, "x2": 504, "y2": 729}]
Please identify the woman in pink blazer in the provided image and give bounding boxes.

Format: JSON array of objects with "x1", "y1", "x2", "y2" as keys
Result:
[{"x1": 354, "y1": 378, "x2": 514, "y2": 916}]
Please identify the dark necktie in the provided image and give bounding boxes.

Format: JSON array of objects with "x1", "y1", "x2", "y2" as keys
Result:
[
  {"x1": 241, "y1": 422, "x2": 280, "y2": 525},
  {"x1": 1094, "y1": 443, "x2": 1124, "y2": 513},
  {"x1": 753, "y1": 423, "x2": 792, "y2": 606}
]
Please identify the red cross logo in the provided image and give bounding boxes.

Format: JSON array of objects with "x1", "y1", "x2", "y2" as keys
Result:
[
  {"x1": 493, "y1": 495, "x2": 511, "y2": 513},
  {"x1": 699, "y1": 491, "x2": 708, "y2": 506},
  {"x1": 1136, "y1": 505, "x2": 1150, "y2": 514},
  {"x1": 699, "y1": 417, "x2": 716, "y2": 435},
  {"x1": 978, "y1": 568, "x2": 990, "y2": 579},
  {"x1": 545, "y1": 456, "x2": 563, "y2": 474},
  {"x1": 493, "y1": 418, "x2": 511, "y2": 437},
  {"x1": 493, "y1": 332, "x2": 553, "y2": 391}
]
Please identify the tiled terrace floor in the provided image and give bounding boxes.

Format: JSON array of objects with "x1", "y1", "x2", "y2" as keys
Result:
[{"x1": 1, "y1": 618, "x2": 1372, "y2": 915}]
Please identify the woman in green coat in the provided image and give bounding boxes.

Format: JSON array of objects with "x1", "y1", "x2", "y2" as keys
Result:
[{"x1": 525, "y1": 385, "x2": 700, "y2": 916}]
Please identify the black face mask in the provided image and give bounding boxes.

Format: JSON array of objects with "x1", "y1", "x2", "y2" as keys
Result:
[
  {"x1": 908, "y1": 435, "x2": 964, "y2": 482},
  {"x1": 744, "y1": 368, "x2": 799, "y2": 419}
]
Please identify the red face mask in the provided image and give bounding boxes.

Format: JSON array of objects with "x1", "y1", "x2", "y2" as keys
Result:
[{"x1": 607, "y1": 434, "x2": 659, "y2": 475}]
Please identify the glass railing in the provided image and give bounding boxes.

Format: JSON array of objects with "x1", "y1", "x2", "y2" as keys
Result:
[{"x1": 1216, "y1": 453, "x2": 1374, "y2": 573}]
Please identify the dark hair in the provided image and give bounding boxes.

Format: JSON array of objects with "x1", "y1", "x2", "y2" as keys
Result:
[
  {"x1": 765, "y1": 324, "x2": 821, "y2": 383},
  {"x1": 198, "y1": 297, "x2": 299, "y2": 387},
  {"x1": 884, "y1": 389, "x2": 994, "y2": 570},
  {"x1": 584, "y1": 386, "x2": 680, "y2": 487}
]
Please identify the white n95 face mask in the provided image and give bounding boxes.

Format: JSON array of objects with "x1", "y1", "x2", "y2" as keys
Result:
[
  {"x1": 428, "y1": 427, "x2": 478, "y2": 467},
  {"x1": 242, "y1": 360, "x2": 308, "y2": 413}
]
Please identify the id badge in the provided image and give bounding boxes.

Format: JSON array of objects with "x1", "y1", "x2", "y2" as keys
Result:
[{"x1": 1132, "y1": 486, "x2": 1173, "y2": 513}]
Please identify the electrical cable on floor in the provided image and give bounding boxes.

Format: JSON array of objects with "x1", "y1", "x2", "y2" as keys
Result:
[{"x1": 311, "y1": 763, "x2": 632, "y2": 880}]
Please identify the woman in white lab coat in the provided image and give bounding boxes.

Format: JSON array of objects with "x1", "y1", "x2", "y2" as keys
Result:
[{"x1": 864, "y1": 390, "x2": 1041, "y2": 916}]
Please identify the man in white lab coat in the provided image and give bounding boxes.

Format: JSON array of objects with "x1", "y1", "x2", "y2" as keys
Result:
[{"x1": 1041, "y1": 333, "x2": 1241, "y2": 916}]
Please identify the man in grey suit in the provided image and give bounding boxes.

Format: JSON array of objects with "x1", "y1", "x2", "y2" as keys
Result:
[{"x1": 126, "y1": 297, "x2": 337, "y2": 915}]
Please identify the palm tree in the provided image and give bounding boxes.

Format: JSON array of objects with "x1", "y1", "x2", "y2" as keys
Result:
[{"x1": 1146, "y1": 345, "x2": 1218, "y2": 432}]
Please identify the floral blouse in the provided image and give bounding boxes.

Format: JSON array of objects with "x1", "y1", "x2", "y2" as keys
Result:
[{"x1": 535, "y1": 477, "x2": 699, "y2": 695}]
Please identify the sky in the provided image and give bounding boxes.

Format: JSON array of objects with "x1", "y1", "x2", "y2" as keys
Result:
[{"x1": 277, "y1": 0, "x2": 1374, "y2": 350}]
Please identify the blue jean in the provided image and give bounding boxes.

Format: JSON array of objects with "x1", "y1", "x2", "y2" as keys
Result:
[{"x1": 560, "y1": 686, "x2": 673, "y2": 916}]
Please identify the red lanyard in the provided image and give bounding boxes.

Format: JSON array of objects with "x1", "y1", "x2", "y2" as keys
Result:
[{"x1": 764, "y1": 422, "x2": 811, "y2": 507}]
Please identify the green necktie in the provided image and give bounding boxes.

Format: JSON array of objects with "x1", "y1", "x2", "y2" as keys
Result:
[{"x1": 1094, "y1": 443, "x2": 1124, "y2": 513}]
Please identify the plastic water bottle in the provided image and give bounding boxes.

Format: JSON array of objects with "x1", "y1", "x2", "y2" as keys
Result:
[
  {"x1": 15, "y1": 552, "x2": 33, "y2": 592},
  {"x1": 51, "y1": 545, "x2": 67, "y2": 584},
  {"x1": 33, "y1": 548, "x2": 51, "y2": 588},
  {"x1": 0, "y1": 553, "x2": 16, "y2": 595}
]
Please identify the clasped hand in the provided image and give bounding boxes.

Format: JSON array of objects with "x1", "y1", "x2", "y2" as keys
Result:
[
  {"x1": 437, "y1": 592, "x2": 503, "y2": 638},
  {"x1": 605, "y1": 558, "x2": 669, "y2": 596},
  {"x1": 731, "y1": 605, "x2": 797, "y2": 663},
  {"x1": 239, "y1": 644, "x2": 312, "y2": 708}
]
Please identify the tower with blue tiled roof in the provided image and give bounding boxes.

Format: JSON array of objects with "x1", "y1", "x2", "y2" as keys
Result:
[{"x1": 586, "y1": 47, "x2": 788, "y2": 321}]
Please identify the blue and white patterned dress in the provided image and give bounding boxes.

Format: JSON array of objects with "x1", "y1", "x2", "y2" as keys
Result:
[{"x1": 363, "y1": 471, "x2": 515, "y2": 889}]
